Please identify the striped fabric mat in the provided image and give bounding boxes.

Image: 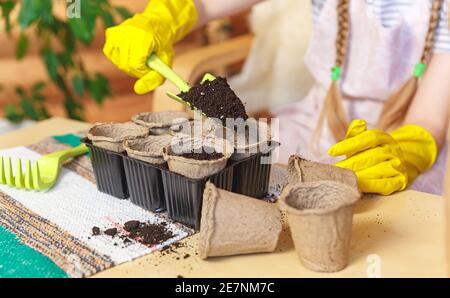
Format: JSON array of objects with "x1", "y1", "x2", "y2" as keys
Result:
[{"x1": 0, "y1": 135, "x2": 193, "y2": 278}]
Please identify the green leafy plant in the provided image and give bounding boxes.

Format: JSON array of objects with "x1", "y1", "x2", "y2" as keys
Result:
[{"x1": 0, "y1": 0, "x2": 132, "y2": 123}]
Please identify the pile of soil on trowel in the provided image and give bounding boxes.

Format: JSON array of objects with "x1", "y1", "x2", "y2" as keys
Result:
[{"x1": 178, "y1": 77, "x2": 248, "y2": 123}]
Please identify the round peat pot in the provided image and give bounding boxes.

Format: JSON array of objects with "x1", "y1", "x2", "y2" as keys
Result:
[
  {"x1": 87, "y1": 122, "x2": 148, "y2": 153},
  {"x1": 198, "y1": 182, "x2": 282, "y2": 259},
  {"x1": 285, "y1": 155, "x2": 358, "y2": 190},
  {"x1": 170, "y1": 118, "x2": 228, "y2": 139},
  {"x1": 279, "y1": 181, "x2": 361, "y2": 272},
  {"x1": 163, "y1": 137, "x2": 233, "y2": 179},
  {"x1": 231, "y1": 119, "x2": 272, "y2": 160},
  {"x1": 132, "y1": 111, "x2": 190, "y2": 135},
  {"x1": 124, "y1": 134, "x2": 172, "y2": 164}
]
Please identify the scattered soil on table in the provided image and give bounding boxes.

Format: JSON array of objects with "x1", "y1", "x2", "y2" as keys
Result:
[
  {"x1": 178, "y1": 77, "x2": 248, "y2": 123},
  {"x1": 175, "y1": 149, "x2": 224, "y2": 161},
  {"x1": 137, "y1": 223, "x2": 174, "y2": 246},
  {"x1": 161, "y1": 241, "x2": 185, "y2": 256},
  {"x1": 104, "y1": 228, "x2": 118, "y2": 237},
  {"x1": 91, "y1": 222, "x2": 199, "y2": 276},
  {"x1": 91, "y1": 220, "x2": 174, "y2": 247}
]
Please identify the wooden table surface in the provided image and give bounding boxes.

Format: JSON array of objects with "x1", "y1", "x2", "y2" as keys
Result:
[{"x1": 0, "y1": 118, "x2": 447, "y2": 277}]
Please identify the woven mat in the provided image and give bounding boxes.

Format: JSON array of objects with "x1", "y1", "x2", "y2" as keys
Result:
[{"x1": 0, "y1": 136, "x2": 193, "y2": 278}]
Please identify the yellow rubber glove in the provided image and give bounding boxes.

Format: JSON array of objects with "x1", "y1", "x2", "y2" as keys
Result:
[
  {"x1": 328, "y1": 120, "x2": 437, "y2": 195},
  {"x1": 103, "y1": 0, "x2": 198, "y2": 94},
  {"x1": 390, "y1": 124, "x2": 438, "y2": 183}
]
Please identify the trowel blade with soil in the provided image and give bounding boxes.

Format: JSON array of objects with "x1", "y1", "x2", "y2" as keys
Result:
[
  {"x1": 166, "y1": 73, "x2": 217, "y2": 116},
  {"x1": 147, "y1": 53, "x2": 217, "y2": 112},
  {"x1": 200, "y1": 73, "x2": 216, "y2": 84},
  {"x1": 166, "y1": 91, "x2": 192, "y2": 107}
]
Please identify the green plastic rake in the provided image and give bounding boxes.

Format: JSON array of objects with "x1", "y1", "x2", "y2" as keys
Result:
[{"x1": 0, "y1": 144, "x2": 89, "y2": 191}]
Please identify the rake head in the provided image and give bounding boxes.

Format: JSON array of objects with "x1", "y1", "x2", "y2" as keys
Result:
[
  {"x1": 0, "y1": 144, "x2": 89, "y2": 192},
  {"x1": 0, "y1": 157, "x2": 54, "y2": 191}
]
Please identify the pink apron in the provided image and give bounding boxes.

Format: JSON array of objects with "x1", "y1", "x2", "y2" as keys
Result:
[{"x1": 273, "y1": 0, "x2": 447, "y2": 194}]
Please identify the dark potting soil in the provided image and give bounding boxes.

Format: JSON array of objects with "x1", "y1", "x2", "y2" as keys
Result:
[
  {"x1": 124, "y1": 220, "x2": 140, "y2": 232},
  {"x1": 91, "y1": 220, "x2": 174, "y2": 247},
  {"x1": 104, "y1": 228, "x2": 118, "y2": 237},
  {"x1": 175, "y1": 150, "x2": 224, "y2": 161},
  {"x1": 178, "y1": 77, "x2": 248, "y2": 123},
  {"x1": 138, "y1": 224, "x2": 174, "y2": 246},
  {"x1": 92, "y1": 226, "x2": 100, "y2": 236}
]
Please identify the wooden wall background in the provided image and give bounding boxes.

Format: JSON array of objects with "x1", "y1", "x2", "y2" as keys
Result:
[{"x1": 0, "y1": 0, "x2": 250, "y2": 123}]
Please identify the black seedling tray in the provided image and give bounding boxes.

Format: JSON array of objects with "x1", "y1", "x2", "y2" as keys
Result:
[
  {"x1": 232, "y1": 151, "x2": 273, "y2": 198},
  {"x1": 162, "y1": 165, "x2": 234, "y2": 230},
  {"x1": 123, "y1": 157, "x2": 166, "y2": 213},
  {"x1": 83, "y1": 138, "x2": 279, "y2": 230},
  {"x1": 84, "y1": 141, "x2": 129, "y2": 199}
]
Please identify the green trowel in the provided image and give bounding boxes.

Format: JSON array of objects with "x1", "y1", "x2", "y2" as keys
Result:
[{"x1": 146, "y1": 53, "x2": 216, "y2": 111}]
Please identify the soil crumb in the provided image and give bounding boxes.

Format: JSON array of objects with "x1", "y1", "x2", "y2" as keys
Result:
[
  {"x1": 179, "y1": 77, "x2": 248, "y2": 123},
  {"x1": 104, "y1": 228, "x2": 117, "y2": 237},
  {"x1": 92, "y1": 226, "x2": 100, "y2": 236},
  {"x1": 124, "y1": 220, "x2": 140, "y2": 232}
]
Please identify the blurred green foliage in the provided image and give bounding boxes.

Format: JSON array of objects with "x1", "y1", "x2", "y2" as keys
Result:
[{"x1": 0, "y1": 0, "x2": 131, "y2": 123}]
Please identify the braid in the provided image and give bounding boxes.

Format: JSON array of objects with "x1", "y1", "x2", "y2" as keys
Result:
[
  {"x1": 336, "y1": 0, "x2": 350, "y2": 67},
  {"x1": 378, "y1": 0, "x2": 443, "y2": 130},
  {"x1": 312, "y1": 0, "x2": 350, "y2": 146},
  {"x1": 421, "y1": 0, "x2": 443, "y2": 63}
]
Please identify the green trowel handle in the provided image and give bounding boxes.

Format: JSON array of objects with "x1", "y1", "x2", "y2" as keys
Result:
[
  {"x1": 147, "y1": 53, "x2": 191, "y2": 92},
  {"x1": 45, "y1": 144, "x2": 89, "y2": 161}
]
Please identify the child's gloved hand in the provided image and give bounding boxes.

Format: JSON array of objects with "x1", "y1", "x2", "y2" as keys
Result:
[
  {"x1": 103, "y1": 0, "x2": 198, "y2": 94},
  {"x1": 328, "y1": 120, "x2": 437, "y2": 195},
  {"x1": 390, "y1": 124, "x2": 438, "y2": 183}
]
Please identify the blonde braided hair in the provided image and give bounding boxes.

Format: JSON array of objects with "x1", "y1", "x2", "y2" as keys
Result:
[
  {"x1": 335, "y1": 0, "x2": 350, "y2": 67},
  {"x1": 314, "y1": 0, "x2": 444, "y2": 146},
  {"x1": 378, "y1": 0, "x2": 444, "y2": 130},
  {"x1": 312, "y1": 0, "x2": 350, "y2": 145}
]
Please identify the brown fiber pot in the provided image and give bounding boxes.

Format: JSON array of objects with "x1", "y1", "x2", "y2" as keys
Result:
[
  {"x1": 279, "y1": 181, "x2": 361, "y2": 272},
  {"x1": 171, "y1": 118, "x2": 226, "y2": 139},
  {"x1": 232, "y1": 119, "x2": 272, "y2": 159},
  {"x1": 132, "y1": 111, "x2": 190, "y2": 135},
  {"x1": 87, "y1": 122, "x2": 149, "y2": 153},
  {"x1": 124, "y1": 134, "x2": 173, "y2": 164},
  {"x1": 198, "y1": 182, "x2": 282, "y2": 259},
  {"x1": 285, "y1": 155, "x2": 358, "y2": 190},
  {"x1": 163, "y1": 137, "x2": 233, "y2": 179}
]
